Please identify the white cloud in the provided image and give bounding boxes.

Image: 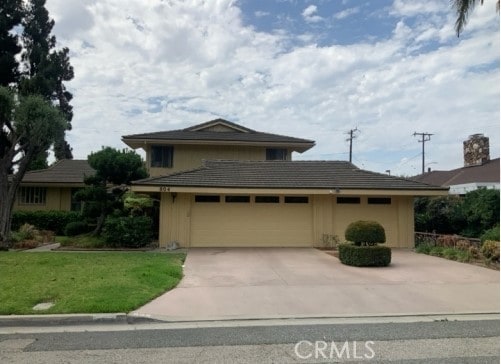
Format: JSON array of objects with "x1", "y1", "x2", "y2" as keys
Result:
[
  {"x1": 302, "y1": 5, "x2": 323, "y2": 23},
  {"x1": 44, "y1": 0, "x2": 499, "y2": 177},
  {"x1": 333, "y1": 7, "x2": 359, "y2": 20}
]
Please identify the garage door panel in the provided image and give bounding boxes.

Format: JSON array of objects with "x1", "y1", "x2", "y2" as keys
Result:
[{"x1": 191, "y1": 201, "x2": 312, "y2": 247}]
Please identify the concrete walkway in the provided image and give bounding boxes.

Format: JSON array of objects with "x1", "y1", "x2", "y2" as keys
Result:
[{"x1": 132, "y1": 248, "x2": 500, "y2": 321}]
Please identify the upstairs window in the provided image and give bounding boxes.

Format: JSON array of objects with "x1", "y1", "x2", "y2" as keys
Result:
[
  {"x1": 18, "y1": 187, "x2": 46, "y2": 205},
  {"x1": 151, "y1": 146, "x2": 173, "y2": 168},
  {"x1": 266, "y1": 148, "x2": 287, "y2": 161}
]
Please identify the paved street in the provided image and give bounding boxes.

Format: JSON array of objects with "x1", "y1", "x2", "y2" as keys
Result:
[{"x1": 0, "y1": 317, "x2": 498, "y2": 363}]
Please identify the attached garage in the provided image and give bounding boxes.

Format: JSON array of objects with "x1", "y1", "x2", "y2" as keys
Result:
[
  {"x1": 190, "y1": 195, "x2": 313, "y2": 247},
  {"x1": 132, "y1": 160, "x2": 448, "y2": 249}
]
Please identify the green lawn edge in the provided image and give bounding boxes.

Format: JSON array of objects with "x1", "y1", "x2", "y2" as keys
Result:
[{"x1": 0, "y1": 252, "x2": 185, "y2": 315}]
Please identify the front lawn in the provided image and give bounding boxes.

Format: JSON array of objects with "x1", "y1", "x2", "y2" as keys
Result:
[{"x1": 0, "y1": 252, "x2": 185, "y2": 314}]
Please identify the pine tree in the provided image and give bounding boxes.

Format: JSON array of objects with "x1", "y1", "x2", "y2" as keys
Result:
[
  {"x1": 19, "y1": 0, "x2": 74, "y2": 162},
  {"x1": 0, "y1": 0, "x2": 22, "y2": 86}
]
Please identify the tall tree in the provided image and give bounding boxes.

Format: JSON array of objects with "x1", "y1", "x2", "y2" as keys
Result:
[
  {"x1": 19, "y1": 0, "x2": 74, "y2": 162},
  {"x1": 76, "y1": 147, "x2": 148, "y2": 236},
  {"x1": 453, "y1": 0, "x2": 500, "y2": 36},
  {"x1": 0, "y1": 86, "x2": 66, "y2": 248},
  {"x1": 0, "y1": 0, "x2": 22, "y2": 87}
]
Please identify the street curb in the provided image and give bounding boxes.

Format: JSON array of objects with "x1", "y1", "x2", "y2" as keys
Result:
[{"x1": 0, "y1": 313, "x2": 159, "y2": 327}]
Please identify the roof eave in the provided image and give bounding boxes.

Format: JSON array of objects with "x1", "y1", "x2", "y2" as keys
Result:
[{"x1": 121, "y1": 138, "x2": 315, "y2": 151}]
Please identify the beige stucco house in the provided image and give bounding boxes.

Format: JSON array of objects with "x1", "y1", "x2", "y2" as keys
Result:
[
  {"x1": 123, "y1": 119, "x2": 448, "y2": 248},
  {"x1": 14, "y1": 159, "x2": 94, "y2": 212}
]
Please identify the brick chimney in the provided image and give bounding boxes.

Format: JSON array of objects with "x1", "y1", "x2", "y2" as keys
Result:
[{"x1": 463, "y1": 134, "x2": 490, "y2": 167}]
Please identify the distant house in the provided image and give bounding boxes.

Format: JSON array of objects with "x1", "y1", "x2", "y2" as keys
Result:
[
  {"x1": 13, "y1": 160, "x2": 94, "y2": 212},
  {"x1": 124, "y1": 118, "x2": 447, "y2": 248},
  {"x1": 412, "y1": 134, "x2": 499, "y2": 195}
]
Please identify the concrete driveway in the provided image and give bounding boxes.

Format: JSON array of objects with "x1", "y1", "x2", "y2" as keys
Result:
[{"x1": 132, "y1": 248, "x2": 499, "y2": 321}]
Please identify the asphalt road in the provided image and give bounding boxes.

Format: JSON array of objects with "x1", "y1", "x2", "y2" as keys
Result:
[{"x1": 0, "y1": 319, "x2": 499, "y2": 363}]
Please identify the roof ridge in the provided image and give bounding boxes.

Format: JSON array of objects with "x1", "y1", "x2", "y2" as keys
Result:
[{"x1": 183, "y1": 118, "x2": 256, "y2": 133}]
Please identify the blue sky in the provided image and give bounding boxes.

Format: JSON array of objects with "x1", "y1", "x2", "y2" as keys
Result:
[{"x1": 46, "y1": 0, "x2": 499, "y2": 176}]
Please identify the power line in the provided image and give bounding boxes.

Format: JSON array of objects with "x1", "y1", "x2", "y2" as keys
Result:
[
  {"x1": 413, "y1": 132, "x2": 433, "y2": 174},
  {"x1": 345, "y1": 127, "x2": 360, "y2": 163}
]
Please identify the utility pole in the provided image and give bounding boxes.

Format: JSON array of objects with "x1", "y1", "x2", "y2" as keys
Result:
[
  {"x1": 413, "y1": 132, "x2": 433, "y2": 174},
  {"x1": 346, "y1": 128, "x2": 359, "y2": 163}
]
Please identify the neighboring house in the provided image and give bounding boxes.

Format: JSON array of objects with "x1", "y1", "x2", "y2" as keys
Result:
[
  {"x1": 125, "y1": 119, "x2": 447, "y2": 248},
  {"x1": 13, "y1": 159, "x2": 94, "y2": 212},
  {"x1": 411, "y1": 158, "x2": 499, "y2": 195},
  {"x1": 412, "y1": 134, "x2": 499, "y2": 195}
]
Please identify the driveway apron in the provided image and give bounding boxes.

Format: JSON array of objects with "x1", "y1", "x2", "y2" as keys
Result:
[{"x1": 132, "y1": 248, "x2": 500, "y2": 321}]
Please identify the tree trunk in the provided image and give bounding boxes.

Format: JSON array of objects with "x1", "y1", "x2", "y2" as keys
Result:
[
  {"x1": 92, "y1": 212, "x2": 106, "y2": 236},
  {"x1": 0, "y1": 149, "x2": 34, "y2": 249}
]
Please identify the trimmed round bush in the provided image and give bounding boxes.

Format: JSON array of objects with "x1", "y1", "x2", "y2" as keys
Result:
[
  {"x1": 338, "y1": 243, "x2": 391, "y2": 267},
  {"x1": 345, "y1": 220, "x2": 386, "y2": 246},
  {"x1": 64, "y1": 221, "x2": 91, "y2": 236}
]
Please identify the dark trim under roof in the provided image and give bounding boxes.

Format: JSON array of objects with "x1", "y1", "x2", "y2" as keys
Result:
[
  {"x1": 121, "y1": 118, "x2": 315, "y2": 151},
  {"x1": 133, "y1": 160, "x2": 448, "y2": 191}
]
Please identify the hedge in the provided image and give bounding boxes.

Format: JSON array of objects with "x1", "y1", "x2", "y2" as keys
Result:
[
  {"x1": 338, "y1": 243, "x2": 392, "y2": 267},
  {"x1": 102, "y1": 216, "x2": 153, "y2": 248},
  {"x1": 12, "y1": 210, "x2": 82, "y2": 235}
]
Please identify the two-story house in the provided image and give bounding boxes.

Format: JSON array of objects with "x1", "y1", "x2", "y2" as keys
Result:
[{"x1": 122, "y1": 118, "x2": 447, "y2": 249}]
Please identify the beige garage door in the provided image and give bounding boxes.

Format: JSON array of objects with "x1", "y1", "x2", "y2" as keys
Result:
[{"x1": 190, "y1": 196, "x2": 313, "y2": 247}]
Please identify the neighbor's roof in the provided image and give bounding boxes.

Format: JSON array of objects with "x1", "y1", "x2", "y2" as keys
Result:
[
  {"x1": 411, "y1": 158, "x2": 500, "y2": 186},
  {"x1": 133, "y1": 160, "x2": 448, "y2": 191},
  {"x1": 122, "y1": 118, "x2": 315, "y2": 152},
  {"x1": 20, "y1": 159, "x2": 95, "y2": 184}
]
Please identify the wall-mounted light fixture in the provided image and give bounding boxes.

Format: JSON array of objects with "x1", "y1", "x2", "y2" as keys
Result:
[
  {"x1": 335, "y1": 187, "x2": 340, "y2": 193},
  {"x1": 171, "y1": 192, "x2": 177, "y2": 203}
]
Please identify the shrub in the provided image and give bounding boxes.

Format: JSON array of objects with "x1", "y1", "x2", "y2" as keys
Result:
[
  {"x1": 456, "y1": 249, "x2": 473, "y2": 263},
  {"x1": 345, "y1": 221, "x2": 386, "y2": 246},
  {"x1": 12, "y1": 210, "x2": 82, "y2": 235},
  {"x1": 481, "y1": 240, "x2": 500, "y2": 262},
  {"x1": 442, "y1": 247, "x2": 458, "y2": 260},
  {"x1": 429, "y1": 246, "x2": 444, "y2": 257},
  {"x1": 102, "y1": 216, "x2": 153, "y2": 248},
  {"x1": 455, "y1": 239, "x2": 471, "y2": 250},
  {"x1": 436, "y1": 235, "x2": 459, "y2": 247},
  {"x1": 468, "y1": 245, "x2": 481, "y2": 259},
  {"x1": 415, "y1": 243, "x2": 433, "y2": 254},
  {"x1": 480, "y1": 226, "x2": 500, "y2": 243},
  {"x1": 12, "y1": 240, "x2": 39, "y2": 250},
  {"x1": 64, "y1": 221, "x2": 91, "y2": 236},
  {"x1": 338, "y1": 243, "x2": 391, "y2": 267}
]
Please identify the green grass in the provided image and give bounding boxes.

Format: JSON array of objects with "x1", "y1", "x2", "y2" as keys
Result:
[
  {"x1": 55, "y1": 234, "x2": 106, "y2": 249},
  {"x1": 0, "y1": 252, "x2": 185, "y2": 315}
]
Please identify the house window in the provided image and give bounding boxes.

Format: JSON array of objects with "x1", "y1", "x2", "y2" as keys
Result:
[
  {"x1": 284, "y1": 196, "x2": 309, "y2": 203},
  {"x1": 151, "y1": 145, "x2": 173, "y2": 168},
  {"x1": 337, "y1": 197, "x2": 360, "y2": 204},
  {"x1": 266, "y1": 148, "x2": 287, "y2": 160},
  {"x1": 255, "y1": 196, "x2": 280, "y2": 203},
  {"x1": 368, "y1": 197, "x2": 392, "y2": 205},
  {"x1": 18, "y1": 187, "x2": 46, "y2": 205},
  {"x1": 195, "y1": 195, "x2": 220, "y2": 203},
  {"x1": 225, "y1": 195, "x2": 250, "y2": 203}
]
